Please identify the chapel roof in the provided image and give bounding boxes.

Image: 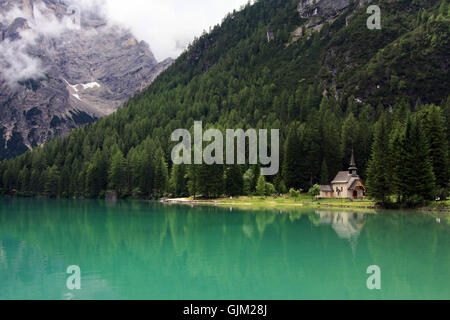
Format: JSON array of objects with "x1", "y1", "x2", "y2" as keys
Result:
[{"x1": 331, "y1": 171, "x2": 353, "y2": 184}]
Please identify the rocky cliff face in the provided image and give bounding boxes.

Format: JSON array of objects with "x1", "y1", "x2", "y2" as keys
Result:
[
  {"x1": 295, "y1": 0, "x2": 373, "y2": 34},
  {"x1": 293, "y1": 0, "x2": 353, "y2": 37},
  {"x1": 297, "y1": 0, "x2": 350, "y2": 19},
  {"x1": 0, "y1": 0, "x2": 173, "y2": 160}
]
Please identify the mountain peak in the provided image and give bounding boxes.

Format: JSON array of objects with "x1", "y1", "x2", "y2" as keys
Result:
[{"x1": 0, "y1": 0, "x2": 173, "y2": 160}]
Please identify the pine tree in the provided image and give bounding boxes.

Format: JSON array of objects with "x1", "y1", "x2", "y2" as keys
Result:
[
  {"x1": 283, "y1": 126, "x2": 306, "y2": 189},
  {"x1": 418, "y1": 105, "x2": 449, "y2": 189},
  {"x1": 86, "y1": 150, "x2": 108, "y2": 197},
  {"x1": 109, "y1": 150, "x2": 128, "y2": 194},
  {"x1": 366, "y1": 114, "x2": 391, "y2": 202},
  {"x1": 126, "y1": 148, "x2": 140, "y2": 192},
  {"x1": 442, "y1": 96, "x2": 450, "y2": 152},
  {"x1": 288, "y1": 94, "x2": 298, "y2": 120},
  {"x1": 186, "y1": 164, "x2": 199, "y2": 199},
  {"x1": 18, "y1": 167, "x2": 30, "y2": 192},
  {"x1": 392, "y1": 117, "x2": 436, "y2": 203},
  {"x1": 224, "y1": 165, "x2": 244, "y2": 196},
  {"x1": 197, "y1": 163, "x2": 223, "y2": 198},
  {"x1": 357, "y1": 105, "x2": 374, "y2": 179},
  {"x1": 393, "y1": 99, "x2": 411, "y2": 123},
  {"x1": 304, "y1": 84, "x2": 320, "y2": 112},
  {"x1": 154, "y1": 151, "x2": 169, "y2": 195},
  {"x1": 30, "y1": 169, "x2": 41, "y2": 194},
  {"x1": 256, "y1": 175, "x2": 267, "y2": 196},
  {"x1": 279, "y1": 90, "x2": 289, "y2": 123},
  {"x1": 45, "y1": 165, "x2": 60, "y2": 197},
  {"x1": 319, "y1": 159, "x2": 329, "y2": 185},
  {"x1": 250, "y1": 165, "x2": 260, "y2": 193},
  {"x1": 318, "y1": 100, "x2": 342, "y2": 179},
  {"x1": 243, "y1": 168, "x2": 255, "y2": 195},
  {"x1": 2, "y1": 168, "x2": 14, "y2": 191},
  {"x1": 138, "y1": 139, "x2": 156, "y2": 196},
  {"x1": 169, "y1": 164, "x2": 187, "y2": 197},
  {"x1": 303, "y1": 115, "x2": 322, "y2": 187}
]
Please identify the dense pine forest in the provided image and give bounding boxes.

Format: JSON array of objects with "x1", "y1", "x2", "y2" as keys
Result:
[{"x1": 0, "y1": 0, "x2": 449, "y2": 207}]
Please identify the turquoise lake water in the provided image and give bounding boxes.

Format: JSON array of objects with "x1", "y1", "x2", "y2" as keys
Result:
[{"x1": 0, "y1": 198, "x2": 448, "y2": 300}]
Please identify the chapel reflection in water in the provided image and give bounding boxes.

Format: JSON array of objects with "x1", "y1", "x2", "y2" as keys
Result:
[{"x1": 316, "y1": 210, "x2": 368, "y2": 252}]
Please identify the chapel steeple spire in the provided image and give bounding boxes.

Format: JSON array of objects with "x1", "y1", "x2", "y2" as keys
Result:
[{"x1": 348, "y1": 149, "x2": 357, "y2": 177}]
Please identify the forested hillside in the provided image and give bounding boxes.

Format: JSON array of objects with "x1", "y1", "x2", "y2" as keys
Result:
[{"x1": 0, "y1": 0, "x2": 449, "y2": 207}]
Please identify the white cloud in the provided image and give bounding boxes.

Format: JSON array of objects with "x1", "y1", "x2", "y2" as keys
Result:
[
  {"x1": 0, "y1": 0, "x2": 250, "y2": 88},
  {"x1": 0, "y1": 3, "x2": 81, "y2": 88},
  {"x1": 74, "y1": 0, "x2": 251, "y2": 61},
  {"x1": 0, "y1": 32, "x2": 45, "y2": 88}
]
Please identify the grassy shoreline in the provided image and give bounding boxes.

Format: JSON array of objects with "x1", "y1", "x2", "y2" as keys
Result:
[
  {"x1": 2, "y1": 193, "x2": 448, "y2": 213},
  {"x1": 162, "y1": 195, "x2": 450, "y2": 213}
]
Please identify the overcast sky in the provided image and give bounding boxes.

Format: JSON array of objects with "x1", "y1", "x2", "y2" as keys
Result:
[{"x1": 77, "y1": 0, "x2": 251, "y2": 61}]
